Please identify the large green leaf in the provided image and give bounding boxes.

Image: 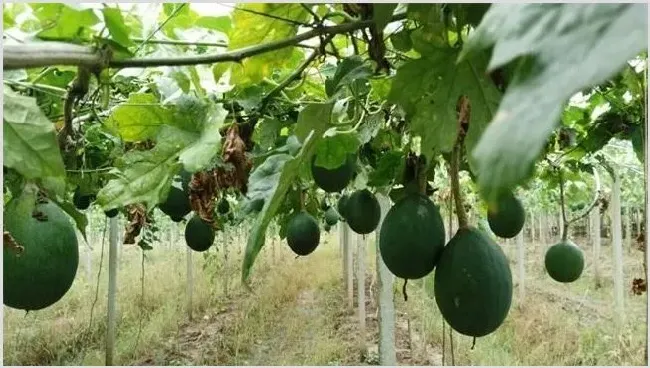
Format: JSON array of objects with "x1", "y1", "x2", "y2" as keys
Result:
[
  {"x1": 33, "y1": 4, "x2": 99, "y2": 41},
  {"x1": 102, "y1": 7, "x2": 133, "y2": 48},
  {"x1": 2, "y1": 87, "x2": 66, "y2": 197},
  {"x1": 242, "y1": 102, "x2": 334, "y2": 282},
  {"x1": 227, "y1": 3, "x2": 309, "y2": 85},
  {"x1": 96, "y1": 126, "x2": 195, "y2": 211},
  {"x1": 253, "y1": 118, "x2": 283, "y2": 152},
  {"x1": 388, "y1": 48, "x2": 500, "y2": 166},
  {"x1": 325, "y1": 56, "x2": 374, "y2": 97},
  {"x1": 51, "y1": 197, "x2": 89, "y2": 241},
  {"x1": 104, "y1": 93, "x2": 173, "y2": 142},
  {"x1": 178, "y1": 104, "x2": 227, "y2": 172},
  {"x1": 314, "y1": 131, "x2": 360, "y2": 169},
  {"x1": 368, "y1": 150, "x2": 405, "y2": 187},
  {"x1": 160, "y1": 3, "x2": 199, "y2": 39},
  {"x1": 98, "y1": 97, "x2": 225, "y2": 209},
  {"x1": 196, "y1": 15, "x2": 231, "y2": 34},
  {"x1": 460, "y1": 3, "x2": 648, "y2": 201}
]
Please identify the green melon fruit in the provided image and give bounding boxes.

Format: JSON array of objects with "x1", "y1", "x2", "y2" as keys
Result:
[
  {"x1": 4, "y1": 199, "x2": 79, "y2": 311},
  {"x1": 311, "y1": 155, "x2": 355, "y2": 193},
  {"x1": 286, "y1": 212, "x2": 321, "y2": 256},
  {"x1": 73, "y1": 189, "x2": 92, "y2": 210},
  {"x1": 104, "y1": 208, "x2": 119, "y2": 218},
  {"x1": 434, "y1": 227, "x2": 513, "y2": 338},
  {"x1": 345, "y1": 189, "x2": 380, "y2": 234},
  {"x1": 379, "y1": 194, "x2": 446, "y2": 279},
  {"x1": 159, "y1": 184, "x2": 191, "y2": 222},
  {"x1": 324, "y1": 207, "x2": 339, "y2": 226},
  {"x1": 544, "y1": 241, "x2": 584, "y2": 283},
  {"x1": 337, "y1": 194, "x2": 349, "y2": 220},
  {"x1": 487, "y1": 191, "x2": 526, "y2": 238},
  {"x1": 184, "y1": 215, "x2": 215, "y2": 252},
  {"x1": 217, "y1": 198, "x2": 230, "y2": 214}
]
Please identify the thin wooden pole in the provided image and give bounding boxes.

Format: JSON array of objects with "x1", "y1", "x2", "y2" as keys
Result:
[
  {"x1": 610, "y1": 173, "x2": 624, "y2": 328},
  {"x1": 357, "y1": 233, "x2": 367, "y2": 354},
  {"x1": 105, "y1": 217, "x2": 119, "y2": 366},
  {"x1": 376, "y1": 193, "x2": 396, "y2": 365},
  {"x1": 186, "y1": 246, "x2": 194, "y2": 321}
]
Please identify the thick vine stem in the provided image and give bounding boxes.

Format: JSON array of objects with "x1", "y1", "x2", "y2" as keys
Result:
[
  {"x1": 4, "y1": 13, "x2": 406, "y2": 70},
  {"x1": 3, "y1": 42, "x2": 103, "y2": 70}
]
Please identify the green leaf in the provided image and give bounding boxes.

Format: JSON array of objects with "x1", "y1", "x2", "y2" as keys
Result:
[
  {"x1": 105, "y1": 93, "x2": 172, "y2": 142},
  {"x1": 630, "y1": 124, "x2": 645, "y2": 164},
  {"x1": 369, "y1": 78, "x2": 393, "y2": 101},
  {"x1": 228, "y1": 3, "x2": 309, "y2": 85},
  {"x1": 388, "y1": 48, "x2": 500, "y2": 166},
  {"x1": 160, "y1": 3, "x2": 199, "y2": 38},
  {"x1": 99, "y1": 96, "x2": 222, "y2": 209},
  {"x1": 170, "y1": 69, "x2": 191, "y2": 94},
  {"x1": 314, "y1": 132, "x2": 360, "y2": 169},
  {"x1": 102, "y1": 8, "x2": 133, "y2": 48},
  {"x1": 374, "y1": 4, "x2": 398, "y2": 31},
  {"x1": 325, "y1": 56, "x2": 373, "y2": 97},
  {"x1": 407, "y1": 4, "x2": 447, "y2": 53},
  {"x1": 188, "y1": 66, "x2": 206, "y2": 97},
  {"x1": 460, "y1": 3, "x2": 648, "y2": 201},
  {"x1": 243, "y1": 102, "x2": 333, "y2": 282},
  {"x1": 390, "y1": 29, "x2": 413, "y2": 52},
  {"x1": 34, "y1": 4, "x2": 99, "y2": 41},
  {"x1": 178, "y1": 104, "x2": 227, "y2": 172},
  {"x1": 51, "y1": 197, "x2": 88, "y2": 241},
  {"x1": 235, "y1": 85, "x2": 265, "y2": 111},
  {"x1": 253, "y1": 118, "x2": 283, "y2": 152},
  {"x1": 96, "y1": 125, "x2": 195, "y2": 211},
  {"x1": 358, "y1": 113, "x2": 384, "y2": 145},
  {"x1": 196, "y1": 15, "x2": 231, "y2": 33},
  {"x1": 2, "y1": 87, "x2": 66, "y2": 197},
  {"x1": 368, "y1": 151, "x2": 405, "y2": 187}
]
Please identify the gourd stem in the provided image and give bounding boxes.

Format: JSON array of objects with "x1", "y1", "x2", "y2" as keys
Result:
[
  {"x1": 402, "y1": 279, "x2": 409, "y2": 301},
  {"x1": 450, "y1": 140, "x2": 469, "y2": 229},
  {"x1": 558, "y1": 167, "x2": 569, "y2": 241}
]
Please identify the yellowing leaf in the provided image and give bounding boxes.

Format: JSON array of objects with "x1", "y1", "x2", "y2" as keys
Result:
[
  {"x1": 228, "y1": 3, "x2": 309, "y2": 85},
  {"x1": 105, "y1": 93, "x2": 172, "y2": 142}
]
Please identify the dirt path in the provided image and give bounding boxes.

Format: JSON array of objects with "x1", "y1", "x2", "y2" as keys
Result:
[{"x1": 135, "y1": 247, "x2": 444, "y2": 366}]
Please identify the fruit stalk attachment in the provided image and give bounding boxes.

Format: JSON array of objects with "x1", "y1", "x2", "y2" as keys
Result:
[{"x1": 557, "y1": 166, "x2": 569, "y2": 242}]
